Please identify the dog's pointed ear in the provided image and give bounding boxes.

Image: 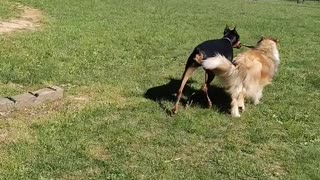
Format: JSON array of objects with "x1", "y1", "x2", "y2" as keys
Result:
[
  {"x1": 258, "y1": 36, "x2": 265, "y2": 43},
  {"x1": 224, "y1": 25, "x2": 230, "y2": 34},
  {"x1": 233, "y1": 25, "x2": 237, "y2": 31}
]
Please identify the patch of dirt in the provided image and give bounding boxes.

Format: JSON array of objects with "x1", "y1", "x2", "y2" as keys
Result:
[
  {"x1": 0, "y1": 94, "x2": 91, "y2": 144},
  {"x1": 0, "y1": 6, "x2": 43, "y2": 35}
]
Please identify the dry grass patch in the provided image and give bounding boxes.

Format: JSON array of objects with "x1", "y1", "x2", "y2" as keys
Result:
[
  {"x1": 86, "y1": 143, "x2": 111, "y2": 162},
  {"x1": 0, "y1": 4, "x2": 44, "y2": 35}
]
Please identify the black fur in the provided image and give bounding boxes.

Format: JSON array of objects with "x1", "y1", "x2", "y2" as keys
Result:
[{"x1": 195, "y1": 26, "x2": 240, "y2": 61}]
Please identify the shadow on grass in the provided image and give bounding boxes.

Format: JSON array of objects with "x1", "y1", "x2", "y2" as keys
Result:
[{"x1": 144, "y1": 78, "x2": 231, "y2": 115}]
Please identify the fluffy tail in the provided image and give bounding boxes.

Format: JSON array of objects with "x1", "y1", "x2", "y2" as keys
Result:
[
  {"x1": 202, "y1": 54, "x2": 232, "y2": 71},
  {"x1": 201, "y1": 54, "x2": 240, "y2": 92}
]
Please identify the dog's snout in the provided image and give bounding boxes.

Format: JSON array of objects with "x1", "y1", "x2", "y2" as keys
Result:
[{"x1": 234, "y1": 41, "x2": 241, "y2": 49}]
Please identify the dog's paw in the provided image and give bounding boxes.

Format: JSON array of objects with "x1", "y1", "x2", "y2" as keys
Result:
[
  {"x1": 253, "y1": 100, "x2": 260, "y2": 105},
  {"x1": 231, "y1": 112, "x2": 241, "y2": 118},
  {"x1": 170, "y1": 108, "x2": 178, "y2": 116},
  {"x1": 231, "y1": 108, "x2": 241, "y2": 118}
]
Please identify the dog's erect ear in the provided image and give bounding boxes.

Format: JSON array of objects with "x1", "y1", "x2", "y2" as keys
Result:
[
  {"x1": 224, "y1": 25, "x2": 230, "y2": 34},
  {"x1": 257, "y1": 36, "x2": 265, "y2": 43},
  {"x1": 233, "y1": 25, "x2": 237, "y2": 31}
]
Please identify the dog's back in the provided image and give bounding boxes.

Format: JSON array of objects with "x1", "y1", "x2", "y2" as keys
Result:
[{"x1": 196, "y1": 39, "x2": 233, "y2": 60}]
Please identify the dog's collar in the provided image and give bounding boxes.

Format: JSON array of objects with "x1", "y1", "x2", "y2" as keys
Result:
[
  {"x1": 223, "y1": 37, "x2": 232, "y2": 44},
  {"x1": 224, "y1": 36, "x2": 241, "y2": 48}
]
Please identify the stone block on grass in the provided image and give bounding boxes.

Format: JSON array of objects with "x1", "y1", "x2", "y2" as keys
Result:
[
  {"x1": 0, "y1": 98, "x2": 15, "y2": 112},
  {"x1": 0, "y1": 86, "x2": 64, "y2": 112},
  {"x1": 11, "y1": 93, "x2": 36, "y2": 110},
  {"x1": 32, "y1": 86, "x2": 64, "y2": 105}
]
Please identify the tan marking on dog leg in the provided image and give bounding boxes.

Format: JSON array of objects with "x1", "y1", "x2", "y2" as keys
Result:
[
  {"x1": 203, "y1": 72, "x2": 215, "y2": 108},
  {"x1": 172, "y1": 66, "x2": 198, "y2": 115},
  {"x1": 194, "y1": 53, "x2": 204, "y2": 64}
]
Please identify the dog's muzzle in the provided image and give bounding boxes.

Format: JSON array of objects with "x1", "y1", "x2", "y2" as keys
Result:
[{"x1": 233, "y1": 41, "x2": 241, "y2": 49}]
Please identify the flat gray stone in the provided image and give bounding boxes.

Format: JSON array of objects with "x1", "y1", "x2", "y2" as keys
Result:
[
  {"x1": 0, "y1": 86, "x2": 64, "y2": 112},
  {"x1": 0, "y1": 98, "x2": 14, "y2": 112},
  {"x1": 32, "y1": 86, "x2": 64, "y2": 105},
  {"x1": 11, "y1": 93, "x2": 36, "y2": 110}
]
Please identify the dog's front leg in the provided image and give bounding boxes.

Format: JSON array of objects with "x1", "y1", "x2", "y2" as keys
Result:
[
  {"x1": 238, "y1": 91, "x2": 245, "y2": 112},
  {"x1": 231, "y1": 94, "x2": 241, "y2": 117},
  {"x1": 253, "y1": 88, "x2": 263, "y2": 105}
]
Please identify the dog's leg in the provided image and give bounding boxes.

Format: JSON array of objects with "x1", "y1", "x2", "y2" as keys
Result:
[
  {"x1": 231, "y1": 93, "x2": 241, "y2": 117},
  {"x1": 172, "y1": 65, "x2": 198, "y2": 115},
  {"x1": 253, "y1": 88, "x2": 263, "y2": 105},
  {"x1": 202, "y1": 71, "x2": 215, "y2": 108},
  {"x1": 238, "y1": 91, "x2": 245, "y2": 112}
]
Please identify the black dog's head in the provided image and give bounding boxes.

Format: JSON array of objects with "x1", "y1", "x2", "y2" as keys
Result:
[{"x1": 223, "y1": 25, "x2": 241, "y2": 49}]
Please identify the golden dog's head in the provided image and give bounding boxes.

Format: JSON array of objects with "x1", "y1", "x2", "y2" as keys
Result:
[
  {"x1": 258, "y1": 36, "x2": 279, "y2": 44},
  {"x1": 256, "y1": 37, "x2": 279, "y2": 53}
]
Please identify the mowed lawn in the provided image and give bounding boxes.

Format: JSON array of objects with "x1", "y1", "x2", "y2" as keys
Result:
[{"x1": 0, "y1": 0, "x2": 319, "y2": 179}]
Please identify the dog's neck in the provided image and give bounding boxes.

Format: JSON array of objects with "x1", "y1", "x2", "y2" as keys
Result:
[
  {"x1": 223, "y1": 37, "x2": 233, "y2": 45},
  {"x1": 223, "y1": 36, "x2": 238, "y2": 48},
  {"x1": 255, "y1": 43, "x2": 280, "y2": 77},
  {"x1": 272, "y1": 47, "x2": 280, "y2": 73},
  {"x1": 256, "y1": 43, "x2": 280, "y2": 68}
]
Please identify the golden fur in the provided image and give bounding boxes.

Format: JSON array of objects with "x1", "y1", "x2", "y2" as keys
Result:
[{"x1": 202, "y1": 37, "x2": 280, "y2": 117}]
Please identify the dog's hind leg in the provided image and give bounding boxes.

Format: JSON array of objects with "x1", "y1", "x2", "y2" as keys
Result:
[
  {"x1": 172, "y1": 65, "x2": 198, "y2": 115},
  {"x1": 202, "y1": 71, "x2": 215, "y2": 108}
]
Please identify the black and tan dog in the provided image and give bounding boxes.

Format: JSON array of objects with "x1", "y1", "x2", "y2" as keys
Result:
[{"x1": 172, "y1": 25, "x2": 241, "y2": 115}]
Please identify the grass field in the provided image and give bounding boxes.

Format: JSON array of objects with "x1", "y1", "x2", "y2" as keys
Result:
[
  {"x1": 0, "y1": 0, "x2": 319, "y2": 179},
  {"x1": 0, "y1": 0, "x2": 18, "y2": 20}
]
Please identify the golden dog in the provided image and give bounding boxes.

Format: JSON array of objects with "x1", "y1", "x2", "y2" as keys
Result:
[{"x1": 202, "y1": 37, "x2": 280, "y2": 117}]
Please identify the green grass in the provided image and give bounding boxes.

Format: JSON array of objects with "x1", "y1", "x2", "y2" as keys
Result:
[
  {"x1": 0, "y1": 0, "x2": 18, "y2": 20},
  {"x1": 0, "y1": 0, "x2": 320, "y2": 179}
]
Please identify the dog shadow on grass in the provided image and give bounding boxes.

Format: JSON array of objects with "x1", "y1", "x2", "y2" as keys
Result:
[{"x1": 144, "y1": 78, "x2": 231, "y2": 115}]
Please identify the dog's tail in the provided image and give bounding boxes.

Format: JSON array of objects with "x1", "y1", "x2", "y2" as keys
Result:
[
  {"x1": 201, "y1": 54, "x2": 241, "y2": 93},
  {"x1": 201, "y1": 54, "x2": 232, "y2": 72}
]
